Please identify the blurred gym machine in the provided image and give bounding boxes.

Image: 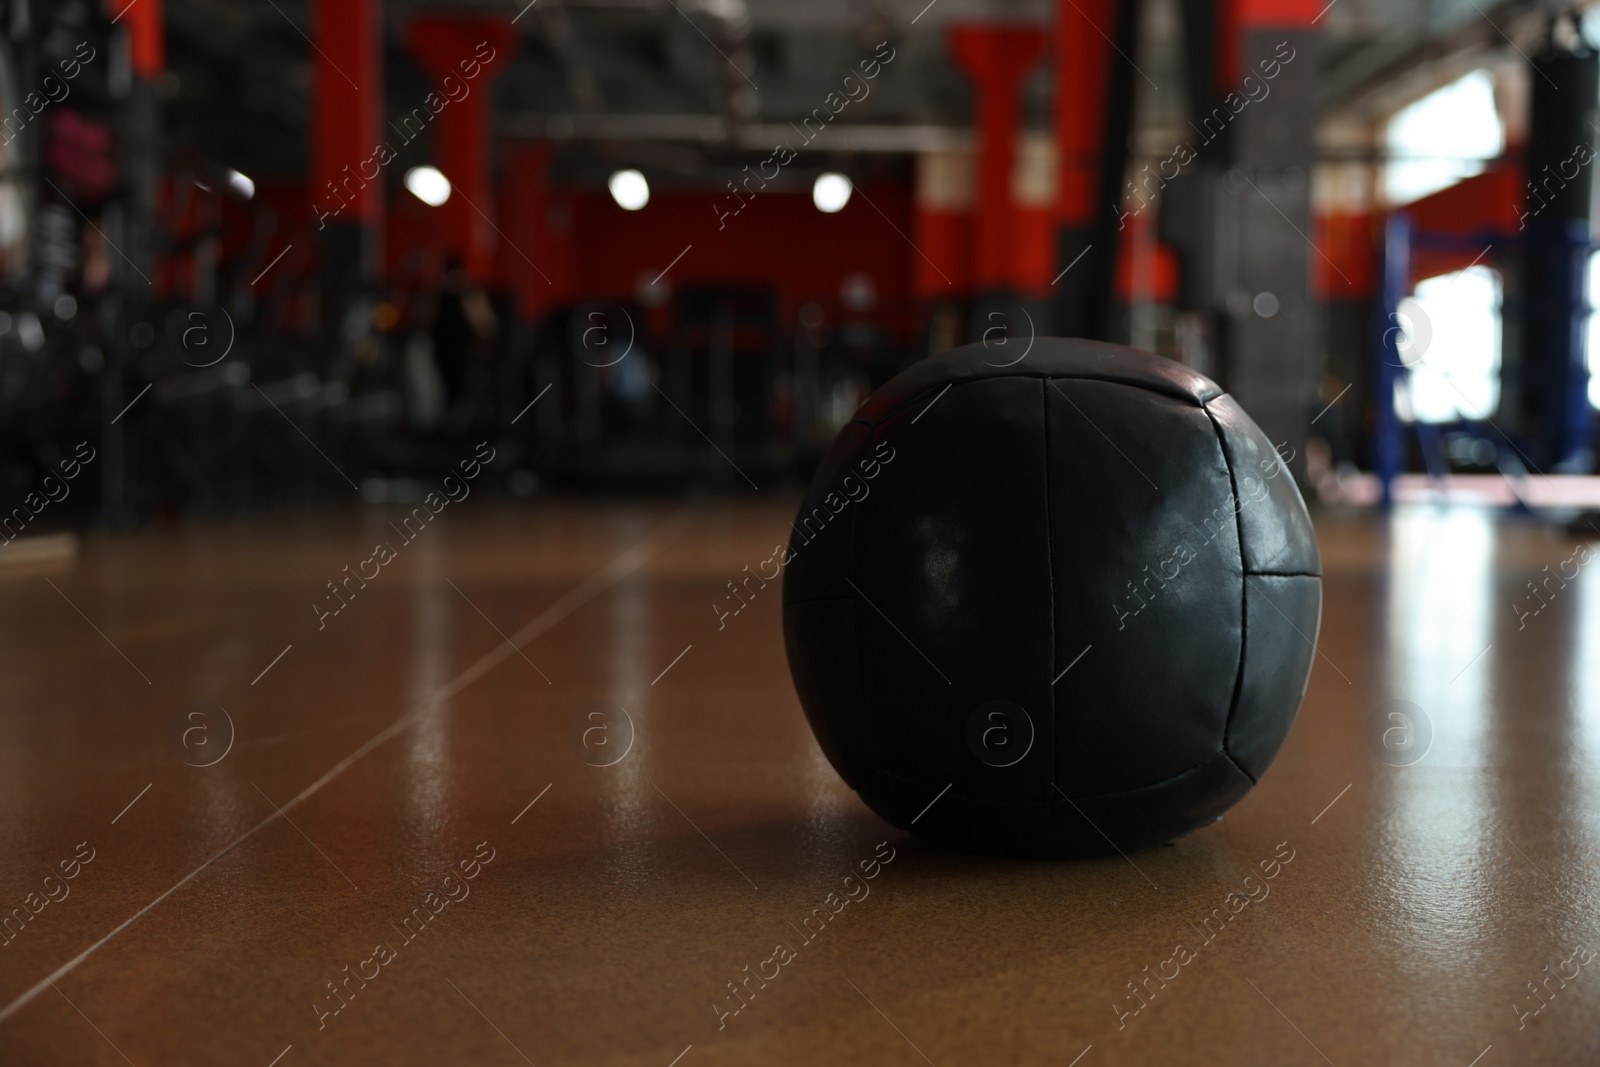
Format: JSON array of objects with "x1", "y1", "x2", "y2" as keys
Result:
[
  {"x1": 0, "y1": 0, "x2": 409, "y2": 525},
  {"x1": 1154, "y1": 0, "x2": 1322, "y2": 484},
  {"x1": 515, "y1": 281, "x2": 897, "y2": 491},
  {"x1": 0, "y1": 0, "x2": 119, "y2": 521},
  {"x1": 1374, "y1": 19, "x2": 1598, "y2": 507}
]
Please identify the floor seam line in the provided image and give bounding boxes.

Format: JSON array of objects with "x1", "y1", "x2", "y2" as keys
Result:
[{"x1": 0, "y1": 506, "x2": 697, "y2": 1028}]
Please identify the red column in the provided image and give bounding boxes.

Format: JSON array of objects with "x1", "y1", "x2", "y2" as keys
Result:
[
  {"x1": 406, "y1": 16, "x2": 517, "y2": 281},
  {"x1": 498, "y1": 142, "x2": 553, "y2": 320},
  {"x1": 949, "y1": 25, "x2": 1046, "y2": 293},
  {"x1": 311, "y1": 0, "x2": 382, "y2": 229},
  {"x1": 1216, "y1": 0, "x2": 1240, "y2": 91},
  {"x1": 113, "y1": 0, "x2": 165, "y2": 79},
  {"x1": 1234, "y1": 0, "x2": 1321, "y2": 69},
  {"x1": 1055, "y1": 0, "x2": 1112, "y2": 230}
]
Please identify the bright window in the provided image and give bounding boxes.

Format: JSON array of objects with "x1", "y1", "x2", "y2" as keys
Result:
[
  {"x1": 1385, "y1": 69, "x2": 1505, "y2": 205},
  {"x1": 1397, "y1": 267, "x2": 1501, "y2": 423}
]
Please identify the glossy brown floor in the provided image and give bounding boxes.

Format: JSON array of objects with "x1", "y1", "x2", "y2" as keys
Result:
[{"x1": 1, "y1": 500, "x2": 1597, "y2": 1067}]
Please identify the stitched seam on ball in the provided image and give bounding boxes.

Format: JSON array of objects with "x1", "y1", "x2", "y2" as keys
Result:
[
  {"x1": 1064, "y1": 747, "x2": 1237, "y2": 802},
  {"x1": 1201, "y1": 397, "x2": 1257, "y2": 787},
  {"x1": 888, "y1": 747, "x2": 1242, "y2": 807},
  {"x1": 1040, "y1": 378, "x2": 1058, "y2": 802},
  {"x1": 866, "y1": 372, "x2": 1208, "y2": 430}
]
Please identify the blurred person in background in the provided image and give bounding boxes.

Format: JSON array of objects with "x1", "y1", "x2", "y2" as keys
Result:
[{"x1": 427, "y1": 255, "x2": 498, "y2": 422}]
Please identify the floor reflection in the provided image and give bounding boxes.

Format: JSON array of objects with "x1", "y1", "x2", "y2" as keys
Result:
[
  {"x1": 1372, "y1": 506, "x2": 1498, "y2": 966},
  {"x1": 596, "y1": 561, "x2": 655, "y2": 893},
  {"x1": 401, "y1": 528, "x2": 455, "y2": 863}
]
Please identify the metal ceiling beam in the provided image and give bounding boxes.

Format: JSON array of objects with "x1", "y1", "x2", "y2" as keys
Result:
[
  {"x1": 494, "y1": 113, "x2": 969, "y2": 151},
  {"x1": 1322, "y1": 0, "x2": 1570, "y2": 114}
]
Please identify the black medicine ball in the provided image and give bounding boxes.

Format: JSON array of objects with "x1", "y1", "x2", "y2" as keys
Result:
[{"x1": 781, "y1": 338, "x2": 1321, "y2": 858}]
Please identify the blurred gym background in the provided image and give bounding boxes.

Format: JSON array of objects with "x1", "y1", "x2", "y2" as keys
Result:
[{"x1": 4, "y1": 0, "x2": 1600, "y2": 527}]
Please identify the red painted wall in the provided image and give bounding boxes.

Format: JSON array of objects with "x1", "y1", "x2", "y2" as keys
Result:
[
  {"x1": 567, "y1": 180, "x2": 913, "y2": 330},
  {"x1": 1314, "y1": 211, "x2": 1376, "y2": 300},
  {"x1": 165, "y1": 173, "x2": 1197, "y2": 328}
]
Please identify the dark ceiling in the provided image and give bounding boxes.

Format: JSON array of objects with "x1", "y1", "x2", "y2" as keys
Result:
[{"x1": 158, "y1": 0, "x2": 1576, "y2": 184}]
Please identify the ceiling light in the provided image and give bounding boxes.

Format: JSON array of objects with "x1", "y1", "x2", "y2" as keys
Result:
[
  {"x1": 405, "y1": 166, "x2": 452, "y2": 207},
  {"x1": 608, "y1": 169, "x2": 650, "y2": 211},
  {"x1": 813, "y1": 172, "x2": 852, "y2": 213}
]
